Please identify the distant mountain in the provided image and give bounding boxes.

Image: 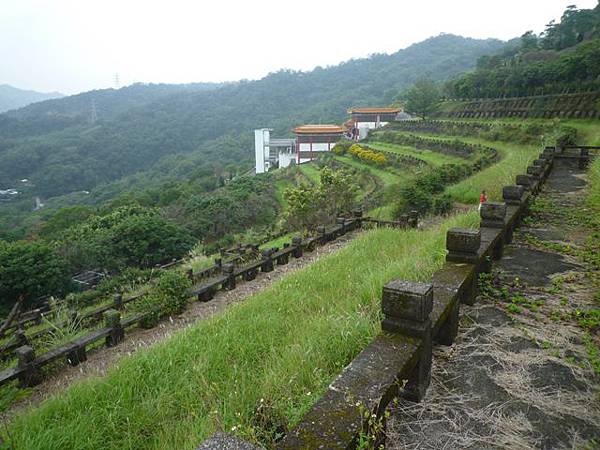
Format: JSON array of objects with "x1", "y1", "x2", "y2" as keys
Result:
[
  {"x1": 0, "y1": 34, "x2": 504, "y2": 236},
  {"x1": 0, "y1": 84, "x2": 64, "y2": 113}
]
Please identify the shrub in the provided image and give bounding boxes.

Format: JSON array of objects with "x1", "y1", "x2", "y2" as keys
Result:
[
  {"x1": 155, "y1": 270, "x2": 191, "y2": 316},
  {"x1": 554, "y1": 125, "x2": 578, "y2": 148},
  {"x1": 132, "y1": 270, "x2": 191, "y2": 328},
  {"x1": 433, "y1": 194, "x2": 454, "y2": 215},
  {"x1": 348, "y1": 144, "x2": 388, "y2": 166}
]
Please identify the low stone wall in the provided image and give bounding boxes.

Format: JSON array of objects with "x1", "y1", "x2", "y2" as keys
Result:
[
  {"x1": 437, "y1": 92, "x2": 600, "y2": 119},
  {"x1": 198, "y1": 146, "x2": 592, "y2": 449}
]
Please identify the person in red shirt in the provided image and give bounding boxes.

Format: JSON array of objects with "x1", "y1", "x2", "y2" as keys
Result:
[{"x1": 478, "y1": 190, "x2": 488, "y2": 212}]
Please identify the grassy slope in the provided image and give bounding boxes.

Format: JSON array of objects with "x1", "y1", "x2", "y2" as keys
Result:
[
  {"x1": 4, "y1": 211, "x2": 479, "y2": 450},
  {"x1": 368, "y1": 141, "x2": 468, "y2": 166},
  {"x1": 335, "y1": 155, "x2": 406, "y2": 187},
  {"x1": 297, "y1": 163, "x2": 321, "y2": 184}
]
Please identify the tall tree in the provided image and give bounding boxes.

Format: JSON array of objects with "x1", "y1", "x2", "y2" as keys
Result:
[{"x1": 402, "y1": 79, "x2": 442, "y2": 119}]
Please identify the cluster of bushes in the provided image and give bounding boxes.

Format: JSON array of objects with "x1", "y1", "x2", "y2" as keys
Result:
[
  {"x1": 132, "y1": 270, "x2": 191, "y2": 328},
  {"x1": 348, "y1": 144, "x2": 388, "y2": 166},
  {"x1": 334, "y1": 141, "x2": 388, "y2": 166},
  {"x1": 394, "y1": 163, "x2": 474, "y2": 217},
  {"x1": 283, "y1": 167, "x2": 357, "y2": 231}
]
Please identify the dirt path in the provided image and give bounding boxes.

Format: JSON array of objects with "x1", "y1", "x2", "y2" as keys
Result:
[
  {"x1": 387, "y1": 160, "x2": 600, "y2": 449},
  {"x1": 2, "y1": 231, "x2": 360, "y2": 421}
]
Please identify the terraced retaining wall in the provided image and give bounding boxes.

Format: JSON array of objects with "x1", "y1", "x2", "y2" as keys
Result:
[{"x1": 438, "y1": 92, "x2": 600, "y2": 119}]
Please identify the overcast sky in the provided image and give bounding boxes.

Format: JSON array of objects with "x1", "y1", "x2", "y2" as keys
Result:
[{"x1": 1, "y1": 0, "x2": 597, "y2": 95}]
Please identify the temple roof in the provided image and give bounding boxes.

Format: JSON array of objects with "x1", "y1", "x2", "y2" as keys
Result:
[
  {"x1": 293, "y1": 124, "x2": 346, "y2": 134},
  {"x1": 349, "y1": 107, "x2": 401, "y2": 114}
]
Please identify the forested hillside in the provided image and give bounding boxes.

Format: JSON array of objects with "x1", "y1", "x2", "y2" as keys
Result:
[
  {"x1": 0, "y1": 85, "x2": 63, "y2": 113},
  {"x1": 0, "y1": 34, "x2": 502, "y2": 211},
  {"x1": 447, "y1": 3, "x2": 600, "y2": 97}
]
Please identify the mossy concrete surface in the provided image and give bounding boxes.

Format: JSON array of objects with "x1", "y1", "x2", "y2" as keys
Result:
[{"x1": 387, "y1": 158, "x2": 600, "y2": 449}]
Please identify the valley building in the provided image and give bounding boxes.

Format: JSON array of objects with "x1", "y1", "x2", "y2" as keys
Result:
[{"x1": 348, "y1": 107, "x2": 401, "y2": 139}]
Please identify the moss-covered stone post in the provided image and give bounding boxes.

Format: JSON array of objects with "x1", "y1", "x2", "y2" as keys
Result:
[
  {"x1": 446, "y1": 228, "x2": 481, "y2": 305},
  {"x1": 104, "y1": 309, "x2": 124, "y2": 347},
  {"x1": 16, "y1": 345, "x2": 40, "y2": 388},
  {"x1": 352, "y1": 207, "x2": 363, "y2": 229},
  {"x1": 408, "y1": 210, "x2": 419, "y2": 229},
  {"x1": 260, "y1": 249, "x2": 274, "y2": 273},
  {"x1": 291, "y1": 236, "x2": 303, "y2": 258},
  {"x1": 480, "y1": 202, "x2": 507, "y2": 259},
  {"x1": 223, "y1": 263, "x2": 236, "y2": 290},
  {"x1": 516, "y1": 174, "x2": 532, "y2": 192},
  {"x1": 113, "y1": 293, "x2": 123, "y2": 310},
  {"x1": 381, "y1": 280, "x2": 433, "y2": 402}
]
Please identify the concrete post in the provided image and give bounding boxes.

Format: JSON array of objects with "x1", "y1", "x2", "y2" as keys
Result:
[
  {"x1": 16, "y1": 345, "x2": 40, "y2": 388},
  {"x1": 113, "y1": 293, "x2": 123, "y2": 310},
  {"x1": 445, "y1": 228, "x2": 481, "y2": 265},
  {"x1": 353, "y1": 208, "x2": 363, "y2": 228},
  {"x1": 516, "y1": 174, "x2": 532, "y2": 191},
  {"x1": 104, "y1": 309, "x2": 124, "y2": 347},
  {"x1": 381, "y1": 280, "x2": 433, "y2": 402},
  {"x1": 502, "y1": 185, "x2": 525, "y2": 206},
  {"x1": 260, "y1": 249, "x2": 274, "y2": 273},
  {"x1": 480, "y1": 201, "x2": 507, "y2": 229},
  {"x1": 291, "y1": 236, "x2": 303, "y2": 258},
  {"x1": 408, "y1": 210, "x2": 419, "y2": 229},
  {"x1": 223, "y1": 263, "x2": 236, "y2": 290}
]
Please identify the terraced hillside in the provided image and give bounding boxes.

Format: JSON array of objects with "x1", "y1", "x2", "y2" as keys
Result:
[{"x1": 1, "y1": 118, "x2": 597, "y2": 450}]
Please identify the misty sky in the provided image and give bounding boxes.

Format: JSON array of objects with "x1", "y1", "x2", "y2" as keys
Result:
[{"x1": 1, "y1": 0, "x2": 598, "y2": 95}]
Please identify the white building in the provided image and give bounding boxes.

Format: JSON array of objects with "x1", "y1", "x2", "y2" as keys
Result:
[{"x1": 254, "y1": 124, "x2": 345, "y2": 173}]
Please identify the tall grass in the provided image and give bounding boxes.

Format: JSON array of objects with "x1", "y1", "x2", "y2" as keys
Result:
[
  {"x1": 4, "y1": 212, "x2": 478, "y2": 450},
  {"x1": 442, "y1": 136, "x2": 538, "y2": 203}
]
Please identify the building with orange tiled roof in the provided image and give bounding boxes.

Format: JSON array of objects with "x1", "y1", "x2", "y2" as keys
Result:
[
  {"x1": 293, "y1": 124, "x2": 346, "y2": 165},
  {"x1": 348, "y1": 107, "x2": 401, "y2": 139}
]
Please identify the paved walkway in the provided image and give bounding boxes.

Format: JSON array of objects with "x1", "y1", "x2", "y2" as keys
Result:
[{"x1": 387, "y1": 159, "x2": 600, "y2": 449}]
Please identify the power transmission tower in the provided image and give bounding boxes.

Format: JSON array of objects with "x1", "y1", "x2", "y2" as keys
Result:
[
  {"x1": 90, "y1": 99, "x2": 98, "y2": 124},
  {"x1": 114, "y1": 73, "x2": 120, "y2": 89}
]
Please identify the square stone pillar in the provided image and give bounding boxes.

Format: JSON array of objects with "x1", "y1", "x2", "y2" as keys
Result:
[
  {"x1": 381, "y1": 280, "x2": 433, "y2": 402},
  {"x1": 16, "y1": 345, "x2": 40, "y2": 388},
  {"x1": 223, "y1": 263, "x2": 236, "y2": 290},
  {"x1": 480, "y1": 201, "x2": 506, "y2": 229},
  {"x1": 502, "y1": 185, "x2": 525, "y2": 206},
  {"x1": 104, "y1": 309, "x2": 124, "y2": 347},
  {"x1": 260, "y1": 249, "x2": 274, "y2": 272},
  {"x1": 291, "y1": 236, "x2": 303, "y2": 258},
  {"x1": 446, "y1": 228, "x2": 481, "y2": 265},
  {"x1": 516, "y1": 174, "x2": 532, "y2": 191}
]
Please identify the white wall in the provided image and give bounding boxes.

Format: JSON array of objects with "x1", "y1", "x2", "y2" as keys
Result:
[
  {"x1": 254, "y1": 129, "x2": 270, "y2": 174},
  {"x1": 278, "y1": 150, "x2": 295, "y2": 168},
  {"x1": 298, "y1": 142, "x2": 331, "y2": 153}
]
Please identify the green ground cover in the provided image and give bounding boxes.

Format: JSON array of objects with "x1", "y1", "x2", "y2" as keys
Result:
[
  {"x1": 368, "y1": 141, "x2": 468, "y2": 166},
  {"x1": 3, "y1": 211, "x2": 479, "y2": 450},
  {"x1": 297, "y1": 163, "x2": 321, "y2": 184},
  {"x1": 335, "y1": 155, "x2": 406, "y2": 188}
]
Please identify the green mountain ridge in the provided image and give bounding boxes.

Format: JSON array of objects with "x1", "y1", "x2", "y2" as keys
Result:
[{"x1": 0, "y1": 84, "x2": 64, "y2": 114}]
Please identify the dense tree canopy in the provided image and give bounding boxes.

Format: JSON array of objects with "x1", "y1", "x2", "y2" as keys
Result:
[
  {"x1": 447, "y1": 3, "x2": 600, "y2": 98},
  {"x1": 0, "y1": 240, "x2": 70, "y2": 314}
]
